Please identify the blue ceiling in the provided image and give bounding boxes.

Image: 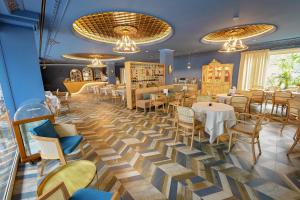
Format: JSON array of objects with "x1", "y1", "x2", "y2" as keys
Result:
[{"x1": 3, "y1": 0, "x2": 300, "y2": 62}]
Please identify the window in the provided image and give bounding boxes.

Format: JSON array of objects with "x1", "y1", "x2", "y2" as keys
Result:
[
  {"x1": 0, "y1": 84, "x2": 18, "y2": 200},
  {"x1": 265, "y1": 48, "x2": 300, "y2": 90}
]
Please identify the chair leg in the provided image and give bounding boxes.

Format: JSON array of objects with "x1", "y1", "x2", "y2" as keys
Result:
[
  {"x1": 271, "y1": 104, "x2": 275, "y2": 115},
  {"x1": 40, "y1": 159, "x2": 46, "y2": 176},
  {"x1": 174, "y1": 124, "x2": 179, "y2": 144},
  {"x1": 190, "y1": 128, "x2": 195, "y2": 150},
  {"x1": 80, "y1": 142, "x2": 85, "y2": 157},
  {"x1": 257, "y1": 137, "x2": 262, "y2": 156},
  {"x1": 198, "y1": 129, "x2": 201, "y2": 142},
  {"x1": 228, "y1": 131, "x2": 233, "y2": 153},
  {"x1": 252, "y1": 138, "x2": 257, "y2": 164},
  {"x1": 287, "y1": 138, "x2": 299, "y2": 156}
]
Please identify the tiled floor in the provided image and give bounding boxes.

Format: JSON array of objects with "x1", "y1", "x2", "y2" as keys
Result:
[{"x1": 12, "y1": 95, "x2": 300, "y2": 200}]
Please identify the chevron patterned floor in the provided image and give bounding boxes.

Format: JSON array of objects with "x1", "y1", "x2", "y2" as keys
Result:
[{"x1": 12, "y1": 95, "x2": 300, "y2": 200}]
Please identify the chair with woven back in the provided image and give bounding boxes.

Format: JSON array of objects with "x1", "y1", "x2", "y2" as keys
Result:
[
  {"x1": 38, "y1": 182, "x2": 121, "y2": 200},
  {"x1": 287, "y1": 122, "x2": 300, "y2": 156},
  {"x1": 167, "y1": 92, "x2": 184, "y2": 113},
  {"x1": 149, "y1": 93, "x2": 166, "y2": 112},
  {"x1": 249, "y1": 90, "x2": 264, "y2": 113},
  {"x1": 281, "y1": 98, "x2": 300, "y2": 135},
  {"x1": 174, "y1": 106, "x2": 204, "y2": 149},
  {"x1": 271, "y1": 91, "x2": 292, "y2": 116},
  {"x1": 230, "y1": 96, "x2": 249, "y2": 113},
  {"x1": 196, "y1": 95, "x2": 212, "y2": 102},
  {"x1": 227, "y1": 113, "x2": 266, "y2": 164}
]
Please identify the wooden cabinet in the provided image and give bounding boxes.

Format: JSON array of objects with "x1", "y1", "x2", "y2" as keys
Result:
[
  {"x1": 201, "y1": 59, "x2": 233, "y2": 95},
  {"x1": 125, "y1": 61, "x2": 165, "y2": 109}
]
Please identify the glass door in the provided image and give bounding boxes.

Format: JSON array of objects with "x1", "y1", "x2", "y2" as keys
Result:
[{"x1": 0, "y1": 84, "x2": 17, "y2": 200}]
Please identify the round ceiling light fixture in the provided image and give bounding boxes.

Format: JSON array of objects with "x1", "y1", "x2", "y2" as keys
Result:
[
  {"x1": 72, "y1": 11, "x2": 173, "y2": 53},
  {"x1": 201, "y1": 24, "x2": 276, "y2": 53}
]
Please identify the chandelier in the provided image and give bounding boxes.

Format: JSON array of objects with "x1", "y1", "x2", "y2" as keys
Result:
[
  {"x1": 87, "y1": 58, "x2": 106, "y2": 68},
  {"x1": 113, "y1": 26, "x2": 140, "y2": 54},
  {"x1": 218, "y1": 38, "x2": 248, "y2": 53}
]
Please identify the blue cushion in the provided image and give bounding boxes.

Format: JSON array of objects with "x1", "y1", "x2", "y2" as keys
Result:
[
  {"x1": 143, "y1": 93, "x2": 150, "y2": 100},
  {"x1": 59, "y1": 135, "x2": 83, "y2": 154},
  {"x1": 32, "y1": 120, "x2": 58, "y2": 138},
  {"x1": 70, "y1": 188, "x2": 118, "y2": 200}
]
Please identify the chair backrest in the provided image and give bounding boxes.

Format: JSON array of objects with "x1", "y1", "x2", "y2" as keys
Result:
[
  {"x1": 230, "y1": 96, "x2": 248, "y2": 113},
  {"x1": 196, "y1": 96, "x2": 212, "y2": 102},
  {"x1": 274, "y1": 91, "x2": 292, "y2": 103},
  {"x1": 287, "y1": 98, "x2": 300, "y2": 120},
  {"x1": 177, "y1": 106, "x2": 195, "y2": 124},
  {"x1": 38, "y1": 182, "x2": 70, "y2": 200},
  {"x1": 250, "y1": 90, "x2": 264, "y2": 102},
  {"x1": 237, "y1": 113, "x2": 264, "y2": 136}
]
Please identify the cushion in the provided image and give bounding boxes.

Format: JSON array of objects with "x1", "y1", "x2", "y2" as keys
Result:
[
  {"x1": 59, "y1": 135, "x2": 83, "y2": 154},
  {"x1": 32, "y1": 120, "x2": 58, "y2": 138},
  {"x1": 143, "y1": 93, "x2": 150, "y2": 100},
  {"x1": 71, "y1": 188, "x2": 116, "y2": 200}
]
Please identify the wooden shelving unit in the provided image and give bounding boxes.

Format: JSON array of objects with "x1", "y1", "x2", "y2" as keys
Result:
[
  {"x1": 125, "y1": 61, "x2": 165, "y2": 109},
  {"x1": 201, "y1": 59, "x2": 233, "y2": 95}
]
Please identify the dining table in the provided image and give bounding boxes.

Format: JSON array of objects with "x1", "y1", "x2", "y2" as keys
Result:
[{"x1": 192, "y1": 102, "x2": 236, "y2": 143}]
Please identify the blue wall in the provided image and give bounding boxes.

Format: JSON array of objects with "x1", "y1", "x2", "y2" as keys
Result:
[
  {"x1": 0, "y1": 24, "x2": 44, "y2": 118},
  {"x1": 173, "y1": 51, "x2": 241, "y2": 86}
]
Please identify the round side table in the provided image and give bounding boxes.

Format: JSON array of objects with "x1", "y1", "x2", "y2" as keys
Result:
[{"x1": 37, "y1": 160, "x2": 97, "y2": 197}]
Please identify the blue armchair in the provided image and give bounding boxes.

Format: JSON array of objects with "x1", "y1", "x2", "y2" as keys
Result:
[{"x1": 31, "y1": 120, "x2": 84, "y2": 175}]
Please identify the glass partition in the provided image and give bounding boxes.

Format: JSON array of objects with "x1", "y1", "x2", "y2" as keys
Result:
[{"x1": 0, "y1": 84, "x2": 17, "y2": 200}]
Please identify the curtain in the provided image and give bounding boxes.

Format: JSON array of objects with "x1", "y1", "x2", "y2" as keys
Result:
[{"x1": 237, "y1": 49, "x2": 270, "y2": 90}]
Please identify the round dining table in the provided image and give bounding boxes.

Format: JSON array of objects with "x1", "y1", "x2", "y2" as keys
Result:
[{"x1": 192, "y1": 102, "x2": 236, "y2": 143}]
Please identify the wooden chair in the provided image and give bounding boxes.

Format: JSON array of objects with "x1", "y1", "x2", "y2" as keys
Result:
[
  {"x1": 230, "y1": 96, "x2": 249, "y2": 113},
  {"x1": 31, "y1": 121, "x2": 84, "y2": 175},
  {"x1": 287, "y1": 123, "x2": 300, "y2": 156},
  {"x1": 150, "y1": 93, "x2": 166, "y2": 112},
  {"x1": 56, "y1": 92, "x2": 71, "y2": 112},
  {"x1": 111, "y1": 89, "x2": 121, "y2": 104},
  {"x1": 167, "y1": 92, "x2": 183, "y2": 113},
  {"x1": 271, "y1": 91, "x2": 292, "y2": 116},
  {"x1": 196, "y1": 95, "x2": 212, "y2": 102},
  {"x1": 249, "y1": 90, "x2": 264, "y2": 113},
  {"x1": 227, "y1": 113, "x2": 266, "y2": 164},
  {"x1": 281, "y1": 98, "x2": 300, "y2": 134},
  {"x1": 174, "y1": 106, "x2": 204, "y2": 149},
  {"x1": 38, "y1": 182, "x2": 121, "y2": 200}
]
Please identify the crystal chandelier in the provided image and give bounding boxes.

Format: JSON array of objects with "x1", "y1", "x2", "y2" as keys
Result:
[
  {"x1": 113, "y1": 26, "x2": 140, "y2": 54},
  {"x1": 87, "y1": 58, "x2": 106, "y2": 68},
  {"x1": 113, "y1": 35, "x2": 140, "y2": 54},
  {"x1": 218, "y1": 37, "x2": 248, "y2": 53}
]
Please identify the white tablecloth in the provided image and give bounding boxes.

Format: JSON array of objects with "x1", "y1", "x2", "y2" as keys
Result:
[{"x1": 192, "y1": 102, "x2": 236, "y2": 143}]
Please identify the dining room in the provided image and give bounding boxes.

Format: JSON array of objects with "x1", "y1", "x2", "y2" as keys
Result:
[{"x1": 0, "y1": 1, "x2": 300, "y2": 200}]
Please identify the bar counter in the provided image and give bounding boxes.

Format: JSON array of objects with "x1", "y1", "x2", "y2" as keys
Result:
[{"x1": 63, "y1": 81, "x2": 107, "y2": 94}]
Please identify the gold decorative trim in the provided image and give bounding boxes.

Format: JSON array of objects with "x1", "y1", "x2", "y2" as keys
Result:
[
  {"x1": 72, "y1": 11, "x2": 173, "y2": 45},
  {"x1": 62, "y1": 53, "x2": 125, "y2": 61},
  {"x1": 202, "y1": 24, "x2": 276, "y2": 43}
]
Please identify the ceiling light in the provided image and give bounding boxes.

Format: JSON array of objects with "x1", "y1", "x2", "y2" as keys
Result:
[
  {"x1": 218, "y1": 38, "x2": 248, "y2": 53},
  {"x1": 87, "y1": 58, "x2": 106, "y2": 68},
  {"x1": 113, "y1": 26, "x2": 140, "y2": 54}
]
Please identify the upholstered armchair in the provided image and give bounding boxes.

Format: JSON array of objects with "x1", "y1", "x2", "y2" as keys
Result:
[
  {"x1": 31, "y1": 120, "x2": 84, "y2": 175},
  {"x1": 38, "y1": 182, "x2": 121, "y2": 200}
]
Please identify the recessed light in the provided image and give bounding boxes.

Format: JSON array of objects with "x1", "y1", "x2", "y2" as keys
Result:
[{"x1": 145, "y1": 50, "x2": 149, "y2": 53}]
